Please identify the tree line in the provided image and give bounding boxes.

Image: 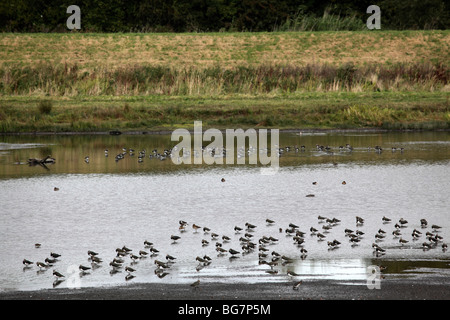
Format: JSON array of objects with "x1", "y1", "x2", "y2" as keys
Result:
[{"x1": 0, "y1": 0, "x2": 448, "y2": 32}]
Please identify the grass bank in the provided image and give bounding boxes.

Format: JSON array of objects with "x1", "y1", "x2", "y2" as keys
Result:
[
  {"x1": 0, "y1": 31, "x2": 449, "y2": 132},
  {"x1": 1, "y1": 92, "x2": 448, "y2": 133}
]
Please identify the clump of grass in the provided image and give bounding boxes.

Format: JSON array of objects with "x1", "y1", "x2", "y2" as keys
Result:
[{"x1": 37, "y1": 100, "x2": 53, "y2": 114}]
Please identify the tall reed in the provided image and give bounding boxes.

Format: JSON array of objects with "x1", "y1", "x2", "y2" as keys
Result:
[{"x1": 0, "y1": 62, "x2": 448, "y2": 97}]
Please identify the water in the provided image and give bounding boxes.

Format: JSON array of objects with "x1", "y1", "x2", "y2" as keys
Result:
[{"x1": 0, "y1": 131, "x2": 449, "y2": 292}]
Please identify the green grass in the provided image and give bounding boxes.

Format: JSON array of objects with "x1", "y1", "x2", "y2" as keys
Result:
[
  {"x1": 0, "y1": 31, "x2": 449, "y2": 133},
  {"x1": 0, "y1": 92, "x2": 448, "y2": 133}
]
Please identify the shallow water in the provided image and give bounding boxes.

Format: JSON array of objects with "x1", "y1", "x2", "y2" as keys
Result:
[{"x1": 0, "y1": 131, "x2": 449, "y2": 292}]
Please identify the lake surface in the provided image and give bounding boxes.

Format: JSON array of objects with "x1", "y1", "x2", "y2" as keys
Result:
[{"x1": 0, "y1": 131, "x2": 449, "y2": 292}]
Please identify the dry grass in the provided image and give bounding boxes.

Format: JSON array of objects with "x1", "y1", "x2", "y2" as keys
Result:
[{"x1": 1, "y1": 31, "x2": 448, "y2": 70}]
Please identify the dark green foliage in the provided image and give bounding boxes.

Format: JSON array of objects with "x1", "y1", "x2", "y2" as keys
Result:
[{"x1": 0, "y1": 0, "x2": 448, "y2": 32}]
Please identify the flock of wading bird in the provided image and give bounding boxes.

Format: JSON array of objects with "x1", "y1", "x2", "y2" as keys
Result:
[{"x1": 22, "y1": 213, "x2": 446, "y2": 290}]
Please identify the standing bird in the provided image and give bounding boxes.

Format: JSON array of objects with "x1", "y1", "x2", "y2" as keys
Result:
[
  {"x1": 79, "y1": 265, "x2": 91, "y2": 272},
  {"x1": 23, "y1": 259, "x2": 33, "y2": 266},
  {"x1": 190, "y1": 279, "x2": 200, "y2": 289},
  {"x1": 171, "y1": 235, "x2": 181, "y2": 243},
  {"x1": 53, "y1": 270, "x2": 65, "y2": 279}
]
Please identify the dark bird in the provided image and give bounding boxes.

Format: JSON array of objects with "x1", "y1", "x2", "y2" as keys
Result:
[
  {"x1": 53, "y1": 270, "x2": 65, "y2": 279},
  {"x1": 432, "y1": 224, "x2": 442, "y2": 231},
  {"x1": 23, "y1": 259, "x2": 33, "y2": 266},
  {"x1": 245, "y1": 222, "x2": 257, "y2": 230},
  {"x1": 190, "y1": 279, "x2": 200, "y2": 288},
  {"x1": 125, "y1": 273, "x2": 135, "y2": 281},
  {"x1": 87, "y1": 250, "x2": 99, "y2": 257},
  {"x1": 50, "y1": 252, "x2": 61, "y2": 259},
  {"x1": 125, "y1": 266, "x2": 136, "y2": 273},
  {"x1": 420, "y1": 219, "x2": 428, "y2": 227},
  {"x1": 382, "y1": 216, "x2": 391, "y2": 222},
  {"x1": 229, "y1": 248, "x2": 240, "y2": 255},
  {"x1": 36, "y1": 261, "x2": 47, "y2": 269},
  {"x1": 171, "y1": 235, "x2": 181, "y2": 243},
  {"x1": 293, "y1": 280, "x2": 303, "y2": 290},
  {"x1": 234, "y1": 226, "x2": 243, "y2": 233},
  {"x1": 79, "y1": 265, "x2": 91, "y2": 272}
]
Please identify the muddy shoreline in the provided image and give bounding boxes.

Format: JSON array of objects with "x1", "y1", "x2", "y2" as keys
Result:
[
  {"x1": 1, "y1": 277, "x2": 449, "y2": 300},
  {"x1": 2, "y1": 128, "x2": 450, "y2": 136}
]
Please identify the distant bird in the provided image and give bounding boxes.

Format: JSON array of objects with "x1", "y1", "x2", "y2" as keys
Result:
[
  {"x1": 125, "y1": 266, "x2": 136, "y2": 273},
  {"x1": 342, "y1": 181, "x2": 346, "y2": 185},
  {"x1": 442, "y1": 243, "x2": 448, "y2": 251},
  {"x1": 211, "y1": 233, "x2": 219, "y2": 239},
  {"x1": 53, "y1": 187, "x2": 59, "y2": 191},
  {"x1": 266, "y1": 219, "x2": 275, "y2": 224},
  {"x1": 84, "y1": 156, "x2": 89, "y2": 163},
  {"x1": 50, "y1": 252, "x2": 61, "y2": 259},
  {"x1": 190, "y1": 279, "x2": 200, "y2": 288},
  {"x1": 139, "y1": 250, "x2": 148, "y2": 257},
  {"x1": 87, "y1": 250, "x2": 98, "y2": 257},
  {"x1": 420, "y1": 219, "x2": 428, "y2": 228},
  {"x1": 202, "y1": 239, "x2": 209, "y2": 246},
  {"x1": 144, "y1": 240, "x2": 153, "y2": 247},
  {"x1": 35, "y1": 261, "x2": 47, "y2": 269},
  {"x1": 91, "y1": 256, "x2": 102, "y2": 263},
  {"x1": 125, "y1": 273, "x2": 135, "y2": 281},
  {"x1": 79, "y1": 265, "x2": 91, "y2": 272},
  {"x1": 245, "y1": 222, "x2": 257, "y2": 230},
  {"x1": 171, "y1": 235, "x2": 181, "y2": 243},
  {"x1": 45, "y1": 258, "x2": 57, "y2": 264},
  {"x1": 382, "y1": 216, "x2": 391, "y2": 222},
  {"x1": 229, "y1": 248, "x2": 240, "y2": 255},
  {"x1": 287, "y1": 270, "x2": 300, "y2": 277},
  {"x1": 53, "y1": 270, "x2": 65, "y2": 279},
  {"x1": 109, "y1": 262, "x2": 122, "y2": 269},
  {"x1": 166, "y1": 254, "x2": 176, "y2": 262},
  {"x1": 23, "y1": 259, "x2": 33, "y2": 266},
  {"x1": 432, "y1": 225, "x2": 442, "y2": 231},
  {"x1": 399, "y1": 238, "x2": 409, "y2": 245},
  {"x1": 316, "y1": 233, "x2": 326, "y2": 240},
  {"x1": 234, "y1": 226, "x2": 243, "y2": 233},
  {"x1": 399, "y1": 218, "x2": 408, "y2": 226},
  {"x1": 34, "y1": 243, "x2": 41, "y2": 248},
  {"x1": 293, "y1": 280, "x2": 303, "y2": 290},
  {"x1": 221, "y1": 178, "x2": 225, "y2": 182},
  {"x1": 192, "y1": 224, "x2": 201, "y2": 232}
]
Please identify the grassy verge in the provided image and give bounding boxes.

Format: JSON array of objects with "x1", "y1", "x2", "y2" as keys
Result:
[
  {"x1": 0, "y1": 31, "x2": 449, "y2": 133},
  {"x1": 1, "y1": 92, "x2": 448, "y2": 133}
]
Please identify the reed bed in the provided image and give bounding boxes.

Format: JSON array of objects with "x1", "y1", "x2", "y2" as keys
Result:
[{"x1": 1, "y1": 62, "x2": 448, "y2": 97}]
